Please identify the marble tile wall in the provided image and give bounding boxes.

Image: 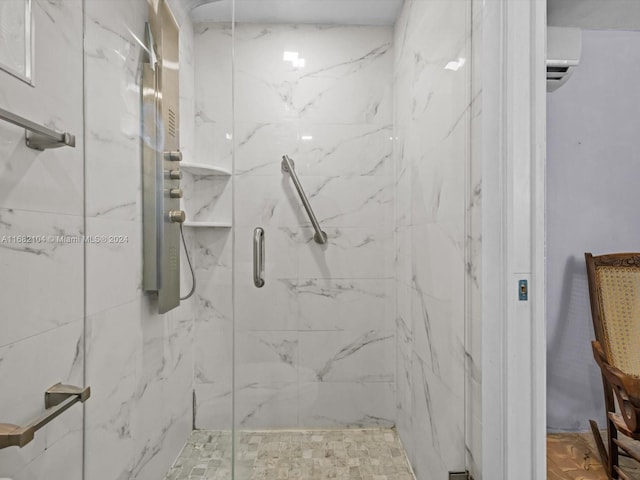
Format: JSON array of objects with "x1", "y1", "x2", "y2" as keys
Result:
[
  {"x1": 392, "y1": 1, "x2": 473, "y2": 479},
  {"x1": 193, "y1": 23, "x2": 396, "y2": 430},
  {"x1": 0, "y1": 1, "x2": 85, "y2": 478},
  {"x1": 467, "y1": 2, "x2": 483, "y2": 477},
  {"x1": 191, "y1": 19, "x2": 234, "y2": 432},
  {"x1": 83, "y1": 1, "x2": 196, "y2": 479}
]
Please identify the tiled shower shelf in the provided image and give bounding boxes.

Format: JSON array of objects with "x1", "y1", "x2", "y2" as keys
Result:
[
  {"x1": 180, "y1": 162, "x2": 231, "y2": 176},
  {"x1": 183, "y1": 221, "x2": 232, "y2": 228}
]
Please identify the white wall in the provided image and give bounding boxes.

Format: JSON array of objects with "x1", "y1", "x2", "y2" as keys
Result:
[
  {"x1": 546, "y1": 29, "x2": 640, "y2": 432},
  {"x1": 393, "y1": 0, "x2": 472, "y2": 478},
  {"x1": 548, "y1": 0, "x2": 640, "y2": 31}
]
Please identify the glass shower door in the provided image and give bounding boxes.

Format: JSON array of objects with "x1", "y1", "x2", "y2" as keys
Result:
[
  {"x1": 224, "y1": 0, "x2": 472, "y2": 478},
  {"x1": 188, "y1": 1, "x2": 235, "y2": 478},
  {"x1": 230, "y1": 3, "x2": 401, "y2": 478}
]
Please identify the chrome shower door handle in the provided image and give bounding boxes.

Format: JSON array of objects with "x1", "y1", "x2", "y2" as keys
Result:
[{"x1": 253, "y1": 227, "x2": 265, "y2": 288}]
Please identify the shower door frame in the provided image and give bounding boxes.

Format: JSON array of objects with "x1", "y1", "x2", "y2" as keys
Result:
[{"x1": 480, "y1": 0, "x2": 546, "y2": 479}]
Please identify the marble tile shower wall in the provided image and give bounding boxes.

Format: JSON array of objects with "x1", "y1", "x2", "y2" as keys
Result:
[
  {"x1": 0, "y1": 1, "x2": 84, "y2": 478},
  {"x1": 191, "y1": 22, "x2": 234, "y2": 431},
  {"x1": 393, "y1": 1, "x2": 473, "y2": 479},
  {"x1": 467, "y1": 2, "x2": 483, "y2": 478},
  {"x1": 84, "y1": 1, "x2": 196, "y2": 479},
  {"x1": 193, "y1": 24, "x2": 396, "y2": 429}
]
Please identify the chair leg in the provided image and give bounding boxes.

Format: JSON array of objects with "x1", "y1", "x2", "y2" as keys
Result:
[
  {"x1": 591, "y1": 420, "x2": 610, "y2": 475},
  {"x1": 590, "y1": 418, "x2": 623, "y2": 480},
  {"x1": 608, "y1": 417, "x2": 620, "y2": 480},
  {"x1": 599, "y1": 375, "x2": 620, "y2": 479}
]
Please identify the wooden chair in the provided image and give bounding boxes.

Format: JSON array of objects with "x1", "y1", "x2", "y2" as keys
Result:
[{"x1": 585, "y1": 252, "x2": 640, "y2": 479}]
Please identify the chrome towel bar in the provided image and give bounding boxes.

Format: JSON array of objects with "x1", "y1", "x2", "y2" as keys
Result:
[
  {"x1": 281, "y1": 155, "x2": 328, "y2": 245},
  {"x1": 0, "y1": 383, "x2": 90, "y2": 449},
  {"x1": 0, "y1": 107, "x2": 76, "y2": 150}
]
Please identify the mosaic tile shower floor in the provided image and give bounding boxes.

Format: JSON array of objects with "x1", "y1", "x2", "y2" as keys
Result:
[{"x1": 164, "y1": 428, "x2": 416, "y2": 480}]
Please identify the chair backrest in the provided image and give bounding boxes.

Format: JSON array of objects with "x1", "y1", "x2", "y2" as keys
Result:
[{"x1": 585, "y1": 252, "x2": 640, "y2": 378}]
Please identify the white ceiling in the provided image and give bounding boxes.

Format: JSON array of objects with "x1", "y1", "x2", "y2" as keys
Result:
[
  {"x1": 548, "y1": 0, "x2": 640, "y2": 31},
  {"x1": 186, "y1": 0, "x2": 640, "y2": 29},
  {"x1": 188, "y1": 0, "x2": 404, "y2": 25}
]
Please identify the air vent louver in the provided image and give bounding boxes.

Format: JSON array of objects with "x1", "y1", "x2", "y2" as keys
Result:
[
  {"x1": 547, "y1": 27, "x2": 582, "y2": 93},
  {"x1": 168, "y1": 108, "x2": 176, "y2": 138}
]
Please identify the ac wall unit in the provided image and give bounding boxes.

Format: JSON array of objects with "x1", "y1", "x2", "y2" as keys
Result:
[{"x1": 547, "y1": 26, "x2": 582, "y2": 92}]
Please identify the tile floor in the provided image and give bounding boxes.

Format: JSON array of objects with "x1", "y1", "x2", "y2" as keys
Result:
[
  {"x1": 164, "y1": 428, "x2": 416, "y2": 480},
  {"x1": 167, "y1": 428, "x2": 640, "y2": 479},
  {"x1": 547, "y1": 431, "x2": 640, "y2": 479}
]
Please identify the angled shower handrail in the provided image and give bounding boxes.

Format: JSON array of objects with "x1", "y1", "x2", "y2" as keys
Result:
[
  {"x1": 0, "y1": 107, "x2": 76, "y2": 150},
  {"x1": 281, "y1": 155, "x2": 327, "y2": 245}
]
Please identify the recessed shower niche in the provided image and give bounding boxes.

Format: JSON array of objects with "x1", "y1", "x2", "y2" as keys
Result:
[{"x1": 180, "y1": 162, "x2": 232, "y2": 228}]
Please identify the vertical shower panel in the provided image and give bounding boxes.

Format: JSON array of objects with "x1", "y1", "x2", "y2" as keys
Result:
[{"x1": 142, "y1": 0, "x2": 186, "y2": 314}]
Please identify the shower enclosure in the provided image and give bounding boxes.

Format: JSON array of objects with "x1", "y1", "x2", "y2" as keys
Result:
[
  {"x1": 0, "y1": 0, "x2": 481, "y2": 478},
  {"x1": 188, "y1": 0, "x2": 478, "y2": 478}
]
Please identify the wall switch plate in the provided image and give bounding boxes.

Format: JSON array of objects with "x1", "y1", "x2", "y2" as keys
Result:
[{"x1": 519, "y1": 279, "x2": 528, "y2": 301}]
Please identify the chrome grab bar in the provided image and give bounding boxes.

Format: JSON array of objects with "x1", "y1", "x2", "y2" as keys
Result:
[
  {"x1": 0, "y1": 383, "x2": 90, "y2": 449},
  {"x1": 253, "y1": 227, "x2": 265, "y2": 288},
  {"x1": 281, "y1": 155, "x2": 328, "y2": 245},
  {"x1": 0, "y1": 107, "x2": 76, "y2": 150}
]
